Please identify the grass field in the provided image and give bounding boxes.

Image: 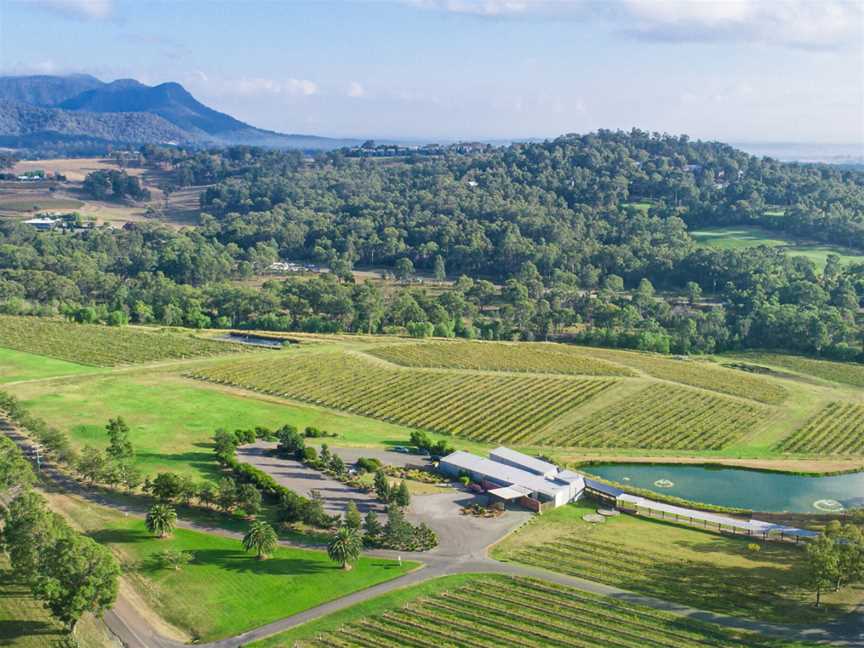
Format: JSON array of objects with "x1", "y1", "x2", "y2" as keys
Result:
[
  {"x1": 0, "y1": 554, "x2": 116, "y2": 648},
  {"x1": 0, "y1": 197, "x2": 85, "y2": 212},
  {"x1": 57, "y1": 496, "x2": 413, "y2": 643},
  {"x1": 251, "y1": 574, "x2": 802, "y2": 648},
  {"x1": 492, "y1": 502, "x2": 860, "y2": 623},
  {"x1": 550, "y1": 383, "x2": 766, "y2": 450},
  {"x1": 368, "y1": 340, "x2": 636, "y2": 376},
  {"x1": 691, "y1": 226, "x2": 864, "y2": 269},
  {"x1": 0, "y1": 347, "x2": 100, "y2": 384},
  {"x1": 190, "y1": 350, "x2": 619, "y2": 446},
  {"x1": 7, "y1": 369, "x2": 432, "y2": 480},
  {"x1": 0, "y1": 315, "x2": 247, "y2": 366}
]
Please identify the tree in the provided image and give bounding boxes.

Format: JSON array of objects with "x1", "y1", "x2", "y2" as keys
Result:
[
  {"x1": 212, "y1": 428, "x2": 236, "y2": 458},
  {"x1": 0, "y1": 436, "x2": 34, "y2": 493},
  {"x1": 394, "y1": 257, "x2": 415, "y2": 281},
  {"x1": 344, "y1": 501, "x2": 362, "y2": 530},
  {"x1": 373, "y1": 470, "x2": 391, "y2": 503},
  {"x1": 394, "y1": 480, "x2": 411, "y2": 508},
  {"x1": 363, "y1": 510, "x2": 382, "y2": 537},
  {"x1": 154, "y1": 549, "x2": 193, "y2": 571},
  {"x1": 327, "y1": 525, "x2": 362, "y2": 570},
  {"x1": 433, "y1": 255, "x2": 446, "y2": 282},
  {"x1": 242, "y1": 520, "x2": 278, "y2": 560},
  {"x1": 76, "y1": 446, "x2": 106, "y2": 484},
  {"x1": 149, "y1": 472, "x2": 184, "y2": 502},
  {"x1": 217, "y1": 478, "x2": 238, "y2": 512},
  {"x1": 32, "y1": 534, "x2": 119, "y2": 632},
  {"x1": 1, "y1": 491, "x2": 63, "y2": 580},
  {"x1": 237, "y1": 483, "x2": 262, "y2": 518},
  {"x1": 685, "y1": 281, "x2": 703, "y2": 305},
  {"x1": 145, "y1": 504, "x2": 177, "y2": 539},
  {"x1": 806, "y1": 532, "x2": 840, "y2": 607},
  {"x1": 383, "y1": 507, "x2": 412, "y2": 548},
  {"x1": 277, "y1": 425, "x2": 305, "y2": 457},
  {"x1": 330, "y1": 454, "x2": 346, "y2": 476}
]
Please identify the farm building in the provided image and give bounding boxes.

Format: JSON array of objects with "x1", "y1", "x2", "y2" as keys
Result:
[
  {"x1": 439, "y1": 446, "x2": 584, "y2": 511},
  {"x1": 22, "y1": 217, "x2": 58, "y2": 231}
]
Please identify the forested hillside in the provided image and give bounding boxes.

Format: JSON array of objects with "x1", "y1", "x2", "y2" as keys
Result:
[{"x1": 1, "y1": 131, "x2": 862, "y2": 360}]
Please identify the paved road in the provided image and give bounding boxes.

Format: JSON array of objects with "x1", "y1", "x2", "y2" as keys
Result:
[{"x1": 4, "y1": 420, "x2": 863, "y2": 648}]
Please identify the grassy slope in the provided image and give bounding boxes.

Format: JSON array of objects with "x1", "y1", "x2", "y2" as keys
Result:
[
  {"x1": 492, "y1": 502, "x2": 861, "y2": 623},
  {"x1": 57, "y1": 495, "x2": 414, "y2": 643},
  {"x1": 691, "y1": 225, "x2": 864, "y2": 269},
  {"x1": 0, "y1": 346, "x2": 100, "y2": 384},
  {"x1": 0, "y1": 554, "x2": 116, "y2": 648}
]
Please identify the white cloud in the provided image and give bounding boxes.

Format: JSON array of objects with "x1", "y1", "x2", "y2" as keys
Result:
[
  {"x1": 203, "y1": 77, "x2": 319, "y2": 98},
  {"x1": 28, "y1": 0, "x2": 113, "y2": 20},
  {"x1": 347, "y1": 81, "x2": 366, "y2": 98},
  {"x1": 412, "y1": 0, "x2": 863, "y2": 49}
]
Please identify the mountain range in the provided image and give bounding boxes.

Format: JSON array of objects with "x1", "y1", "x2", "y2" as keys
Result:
[{"x1": 0, "y1": 74, "x2": 358, "y2": 151}]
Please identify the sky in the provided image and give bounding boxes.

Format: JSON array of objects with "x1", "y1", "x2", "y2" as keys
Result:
[{"x1": 1, "y1": 0, "x2": 863, "y2": 144}]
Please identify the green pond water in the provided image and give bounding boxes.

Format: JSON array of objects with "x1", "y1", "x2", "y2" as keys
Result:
[{"x1": 586, "y1": 464, "x2": 864, "y2": 513}]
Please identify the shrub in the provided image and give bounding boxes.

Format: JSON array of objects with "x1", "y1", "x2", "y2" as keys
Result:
[{"x1": 355, "y1": 457, "x2": 382, "y2": 473}]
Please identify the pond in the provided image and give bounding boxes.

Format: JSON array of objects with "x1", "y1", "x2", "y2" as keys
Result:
[{"x1": 585, "y1": 463, "x2": 864, "y2": 513}]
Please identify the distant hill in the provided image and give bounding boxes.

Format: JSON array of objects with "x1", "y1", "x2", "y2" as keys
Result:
[{"x1": 0, "y1": 75, "x2": 358, "y2": 151}]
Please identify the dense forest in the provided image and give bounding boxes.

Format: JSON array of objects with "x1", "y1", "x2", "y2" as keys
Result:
[{"x1": 2, "y1": 131, "x2": 863, "y2": 360}]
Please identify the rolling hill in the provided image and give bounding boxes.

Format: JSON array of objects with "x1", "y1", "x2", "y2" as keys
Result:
[{"x1": 0, "y1": 74, "x2": 358, "y2": 151}]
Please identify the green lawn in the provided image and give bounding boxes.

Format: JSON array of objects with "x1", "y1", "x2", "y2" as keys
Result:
[
  {"x1": 690, "y1": 226, "x2": 864, "y2": 270},
  {"x1": 492, "y1": 501, "x2": 862, "y2": 623},
  {"x1": 0, "y1": 347, "x2": 100, "y2": 384},
  {"x1": 58, "y1": 496, "x2": 414, "y2": 643},
  {"x1": 7, "y1": 371, "x2": 429, "y2": 480},
  {"x1": 0, "y1": 554, "x2": 114, "y2": 648}
]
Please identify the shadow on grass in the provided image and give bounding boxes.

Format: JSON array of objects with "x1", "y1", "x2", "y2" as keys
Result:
[
  {"x1": 135, "y1": 450, "x2": 222, "y2": 479},
  {"x1": 87, "y1": 527, "x2": 152, "y2": 545},
  {"x1": 0, "y1": 620, "x2": 60, "y2": 643},
  {"x1": 189, "y1": 549, "x2": 330, "y2": 575}
]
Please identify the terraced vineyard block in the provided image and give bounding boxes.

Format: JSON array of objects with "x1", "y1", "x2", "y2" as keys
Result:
[
  {"x1": 189, "y1": 352, "x2": 618, "y2": 444},
  {"x1": 367, "y1": 340, "x2": 636, "y2": 376},
  {"x1": 547, "y1": 383, "x2": 767, "y2": 450},
  {"x1": 778, "y1": 402, "x2": 864, "y2": 454}
]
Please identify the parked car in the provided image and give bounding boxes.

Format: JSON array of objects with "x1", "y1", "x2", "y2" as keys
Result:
[{"x1": 392, "y1": 446, "x2": 410, "y2": 453}]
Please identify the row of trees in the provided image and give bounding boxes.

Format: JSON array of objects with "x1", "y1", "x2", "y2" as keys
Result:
[
  {"x1": 806, "y1": 520, "x2": 864, "y2": 607},
  {"x1": 0, "y1": 436, "x2": 120, "y2": 634}
]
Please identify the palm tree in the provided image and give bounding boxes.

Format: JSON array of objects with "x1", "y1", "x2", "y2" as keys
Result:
[
  {"x1": 328, "y1": 525, "x2": 362, "y2": 571},
  {"x1": 242, "y1": 520, "x2": 278, "y2": 560},
  {"x1": 146, "y1": 503, "x2": 177, "y2": 539}
]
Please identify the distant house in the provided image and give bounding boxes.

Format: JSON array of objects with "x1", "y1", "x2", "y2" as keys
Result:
[{"x1": 22, "y1": 217, "x2": 58, "y2": 231}]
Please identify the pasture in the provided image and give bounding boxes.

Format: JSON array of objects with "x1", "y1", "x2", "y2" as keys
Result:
[
  {"x1": 0, "y1": 346, "x2": 99, "y2": 384},
  {"x1": 56, "y1": 496, "x2": 413, "y2": 643},
  {"x1": 690, "y1": 226, "x2": 864, "y2": 269},
  {"x1": 0, "y1": 315, "x2": 247, "y2": 366},
  {"x1": 492, "y1": 503, "x2": 859, "y2": 623},
  {"x1": 252, "y1": 574, "x2": 801, "y2": 648}
]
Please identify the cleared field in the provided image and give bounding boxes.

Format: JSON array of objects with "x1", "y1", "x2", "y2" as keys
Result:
[
  {"x1": 259, "y1": 575, "x2": 795, "y2": 648},
  {"x1": 778, "y1": 402, "x2": 864, "y2": 455},
  {"x1": 0, "y1": 346, "x2": 99, "y2": 383},
  {"x1": 579, "y1": 348, "x2": 787, "y2": 404},
  {"x1": 0, "y1": 197, "x2": 84, "y2": 212},
  {"x1": 56, "y1": 496, "x2": 412, "y2": 643},
  {"x1": 0, "y1": 316, "x2": 246, "y2": 366},
  {"x1": 691, "y1": 225, "x2": 864, "y2": 269},
  {"x1": 547, "y1": 383, "x2": 766, "y2": 450},
  {"x1": 190, "y1": 351, "x2": 618, "y2": 445},
  {"x1": 366, "y1": 340, "x2": 636, "y2": 376},
  {"x1": 493, "y1": 503, "x2": 855, "y2": 623},
  {"x1": 727, "y1": 352, "x2": 864, "y2": 388}
]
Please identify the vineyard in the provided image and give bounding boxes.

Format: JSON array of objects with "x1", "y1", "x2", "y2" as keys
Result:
[
  {"x1": 290, "y1": 576, "x2": 791, "y2": 648},
  {"x1": 503, "y1": 535, "x2": 809, "y2": 623},
  {"x1": 778, "y1": 402, "x2": 864, "y2": 455},
  {"x1": 0, "y1": 315, "x2": 247, "y2": 366},
  {"x1": 189, "y1": 352, "x2": 618, "y2": 444},
  {"x1": 578, "y1": 348, "x2": 787, "y2": 404},
  {"x1": 546, "y1": 383, "x2": 766, "y2": 450},
  {"x1": 366, "y1": 341, "x2": 636, "y2": 376}
]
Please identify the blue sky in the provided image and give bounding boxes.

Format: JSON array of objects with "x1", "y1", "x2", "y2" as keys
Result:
[{"x1": 1, "y1": 0, "x2": 862, "y2": 144}]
